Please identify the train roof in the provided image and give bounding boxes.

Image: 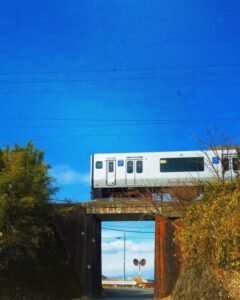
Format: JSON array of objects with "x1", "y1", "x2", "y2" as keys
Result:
[{"x1": 92, "y1": 149, "x2": 238, "y2": 157}]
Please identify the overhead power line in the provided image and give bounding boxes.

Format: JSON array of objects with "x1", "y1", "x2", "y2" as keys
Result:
[
  {"x1": 0, "y1": 82, "x2": 235, "y2": 95},
  {"x1": 1, "y1": 72, "x2": 240, "y2": 85},
  {"x1": 0, "y1": 132, "x2": 191, "y2": 138},
  {"x1": 0, "y1": 62, "x2": 240, "y2": 75},
  {"x1": 101, "y1": 224, "x2": 155, "y2": 229},
  {"x1": 0, "y1": 116, "x2": 239, "y2": 123},
  {"x1": 2, "y1": 130, "x2": 238, "y2": 139},
  {"x1": 3, "y1": 130, "x2": 239, "y2": 139},
  {"x1": 102, "y1": 227, "x2": 154, "y2": 233},
  {"x1": 1, "y1": 117, "x2": 240, "y2": 129},
  {"x1": 102, "y1": 237, "x2": 154, "y2": 240}
]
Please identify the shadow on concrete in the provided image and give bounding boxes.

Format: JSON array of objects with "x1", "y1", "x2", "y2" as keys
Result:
[{"x1": 97, "y1": 287, "x2": 154, "y2": 299}]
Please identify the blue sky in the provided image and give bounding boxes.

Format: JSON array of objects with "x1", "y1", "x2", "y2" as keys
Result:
[{"x1": 1, "y1": 0, "x2": 240, "y2": 279}]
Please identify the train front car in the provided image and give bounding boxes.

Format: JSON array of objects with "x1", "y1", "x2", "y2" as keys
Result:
[
  {"x1": 90, "y1": 150, "x2": 240, "y2": 200},
  {"x1": 91, "y1": 152, "x2": 144, "y2": 199}
]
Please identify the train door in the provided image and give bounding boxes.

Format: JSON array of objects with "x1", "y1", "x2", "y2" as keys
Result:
[
  {"x1": 222, "y1": 154, "x2": 237, "y2": 179},
  {"x1": 135, "y1": 160, "x2": 144, "y2": 185},
  {"x1": 106, "y1": 160, "x2": 116, "y2": 186},
  {"x1": 126, "y1": 160, "x2": 135, "y2": 185}
]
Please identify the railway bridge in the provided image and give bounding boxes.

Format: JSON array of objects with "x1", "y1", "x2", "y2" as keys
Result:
[{"x1": 57, "y1": 199, "x2": 186, "y2": 299}]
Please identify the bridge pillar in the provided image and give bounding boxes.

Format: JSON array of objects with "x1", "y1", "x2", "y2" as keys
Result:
[{"x1": 154, "y1": 216, "x2": 180, "y2": 299}]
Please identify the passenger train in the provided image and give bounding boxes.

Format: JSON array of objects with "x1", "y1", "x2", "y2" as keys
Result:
[{"x1": 90, "y1": 150, "x2": 240, "y2": 199}]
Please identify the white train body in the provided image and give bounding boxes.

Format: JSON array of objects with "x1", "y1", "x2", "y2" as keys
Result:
[{"x1": 90, "y1": 150, "x2": 239, "y2": 199}]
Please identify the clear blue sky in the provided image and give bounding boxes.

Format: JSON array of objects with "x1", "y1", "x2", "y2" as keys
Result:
[
  {"x1": 1, "y1": 0, "x2": 239, "y2": 200},
  {"x1": 1, "y1": 0, "x2": 240, "y2": 279}
]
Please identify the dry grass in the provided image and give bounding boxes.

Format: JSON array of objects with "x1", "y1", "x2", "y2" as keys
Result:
[{"x1": 217, "y1": 269, "x2": 240, "y2": 300}]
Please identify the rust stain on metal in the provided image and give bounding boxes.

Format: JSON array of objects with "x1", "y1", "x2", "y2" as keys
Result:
[
  {"x1": 155, "y1": 216, "x2": 167, "y2": 299},
  {"x1": 154, "y1": 216, "x2": 181, "y2": 299}
]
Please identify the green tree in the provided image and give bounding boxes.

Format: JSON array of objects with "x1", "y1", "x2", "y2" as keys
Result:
[
  {"x1": 0, "y1": 142, "x2": 82, "y2": 299},
  {"x1": 0, "y1": 142, "x2": 57, "y2": 274}
]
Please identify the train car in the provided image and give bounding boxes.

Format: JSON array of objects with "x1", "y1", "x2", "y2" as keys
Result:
[{"x1": 90, "y1": 149, "x2": 240, "y2": 199}]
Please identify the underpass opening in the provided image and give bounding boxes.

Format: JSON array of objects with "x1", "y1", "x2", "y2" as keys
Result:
[
  {"x1": 85, "y1": 198, "x2": 184, "y2": 298},
  {"x1": 101, "y1": 220, "x2": 155, "y2": 299}
]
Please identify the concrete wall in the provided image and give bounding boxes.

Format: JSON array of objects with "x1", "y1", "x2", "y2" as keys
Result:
[{"x1": 57, "y1": 206, "x2": 102, "y2": 297}]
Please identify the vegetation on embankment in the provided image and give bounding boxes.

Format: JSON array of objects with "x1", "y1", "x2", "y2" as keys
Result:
[
  {"x1": 0, "y1": 142, "x2": 81, "y2": 299},
  {"x1": 173, "y1": 180, "x2": 240, "y2": 300}
]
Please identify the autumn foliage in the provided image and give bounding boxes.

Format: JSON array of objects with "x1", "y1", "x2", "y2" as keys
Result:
[
  {"x1": 173, "y1": 180, "x2": 240, "y2": 299},
  {"x1": 178, "y1": 180, "x2": 240, "y2": 269}
]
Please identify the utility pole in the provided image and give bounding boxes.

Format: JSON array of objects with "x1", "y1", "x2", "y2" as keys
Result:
[{"x1": 117, "y1": 233, "x2": 126, "y2": 281}]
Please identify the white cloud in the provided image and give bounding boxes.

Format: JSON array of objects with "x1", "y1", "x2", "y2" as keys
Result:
[
  {"x1": 50, "y1": 164, "x2": 89, "y2": 185},
  {"x1": 102, "y1": 240, "x2": 154, "y2": 254},
  {"x1": 102, "y1": 239, "x2": 154, "y2": 279}
]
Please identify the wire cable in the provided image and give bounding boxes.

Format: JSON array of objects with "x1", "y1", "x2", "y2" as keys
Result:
[
  {"x1": 1, "y1": 71, "x2": 240, "y2": 85},
  {"x1": 0, "y1": 62, "x2": 240, "y2": 75},
  {"x1": 102, "y1": 227, "x2": 154, "y2": 233},
  {"x1": 0, "y1": 116, "x2": 239, "y2": 124}
]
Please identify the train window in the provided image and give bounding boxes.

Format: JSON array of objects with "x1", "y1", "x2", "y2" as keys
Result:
[
  {"x1": 127, "y1": 161, "x2": 133, "y2": 173},
  {"x1": 160, "y1": 157, "x2": 204, "y2": 172},
  {"x1": 232, "y1": 158, "x2": 240, "y2": 171},
  {"x1": 108, "y1": 162, "x2": 114, "y2": 173},
  {"x1": 222, "y1": 158, "x2": 229, "y2": 172},
  {"x1": 136, "y1": 160, "x2": 143, "y2": 173},
  {"x1": 96, "y1": 161, "x2": 103, "y2": 169}
]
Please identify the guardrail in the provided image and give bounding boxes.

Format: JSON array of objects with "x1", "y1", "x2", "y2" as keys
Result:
[
  {"x1": 102, "y1": 280, "x2": 155, "y2": 288},
  {"x1": 102, "y1": 280, "x2": 137, "y2": 287}
]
